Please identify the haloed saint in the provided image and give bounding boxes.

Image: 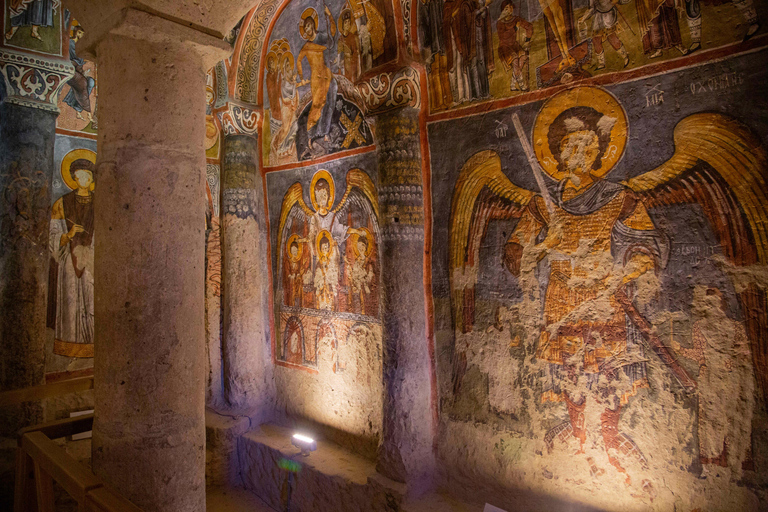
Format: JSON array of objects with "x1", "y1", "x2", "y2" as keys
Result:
[{"x1": 49, "y1": 153, "x2": 95, "y2": 358}]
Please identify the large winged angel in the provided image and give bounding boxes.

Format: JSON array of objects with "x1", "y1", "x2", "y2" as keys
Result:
[
  {"x1": 449, "y1": 86, "x2": 768, "y2": 478},
  {"x1": 277, "y1": 168, "x2": 380, "y2": 316}
]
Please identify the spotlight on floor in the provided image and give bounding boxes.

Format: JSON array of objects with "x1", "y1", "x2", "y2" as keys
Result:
[{"x1": 292, "y1": 433, "x2": 317, "y2": 456}]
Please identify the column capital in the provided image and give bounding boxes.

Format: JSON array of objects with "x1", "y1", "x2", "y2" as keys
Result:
[
  {"x1": 77, "y1": 8, "x2": 231, "y2": 70},
  {"x1": 0, "y1": 50, "x2": 74, "y2": 112},
  {"x1": 218, "y1": 101, "x2": 260, "y2": 137},
  {"x1": 357, "y1": 66, "x2": 421, "y2": 116}
]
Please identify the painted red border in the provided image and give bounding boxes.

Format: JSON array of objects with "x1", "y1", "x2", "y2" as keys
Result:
[
  {"x1": 56, "y1": 127, "x2": 98, "y2": 140},
  {"x1": 275, "y1": 360, "x2": 320, "y2": 374},
  {"x1": 262, "y1": 144, "x2": 377, "y2": 173},
  {"x1": 415, "y1": 60, "x2": 440, "y2": 450}
]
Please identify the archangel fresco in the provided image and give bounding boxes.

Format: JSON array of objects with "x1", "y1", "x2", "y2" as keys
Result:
[
  {"x1": 262, "y1": 0, "x2": 393, "y2": 166},
  {"x1": 418, "y1": 0, "x2": 762, "y2": 112},
  {"x1": 429, "y1": 51, "x2": 768, "y2": 503},
  {"x1": 47, "y1": 148, "x2": 96, "y2": 359},
  {"x1": 272, "y1": 165, "x2": 381, "y2": 370},
  {"x1": 268, "y1": 161, "x2": 384, "y2": 451},
  {"x1": 3, "y1": 0, "x2": 63, "y2": 54}
]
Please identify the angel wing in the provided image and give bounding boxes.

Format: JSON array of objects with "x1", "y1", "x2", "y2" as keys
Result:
[
  {"x1": 332, "y1": 169, "x2": 381, "y2": 244},
  {"x1": 449, "y1": 150, "x2": 535, "y2": 334},
  {"x1": 624, "y1": 112, "x2": 768, "y2": 406},
  {"x1": 277, "y1": 182, "x2": 314, "y2": 283}
]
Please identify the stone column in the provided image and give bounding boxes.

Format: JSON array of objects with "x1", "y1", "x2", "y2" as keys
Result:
[
  {"x1": 0, "y1": 51, "x2": 72, "y2": 505},
  {"x1": 219, "y1": 120, "x2": 274, "y2": 417},
  {"x1": 375, "y1": 108, "x2": 435, "y2": 490},
  {"x1": 87, "y1": 10, "x2": 229, "y2": 511}
]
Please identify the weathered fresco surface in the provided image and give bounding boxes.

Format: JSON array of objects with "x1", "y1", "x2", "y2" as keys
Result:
[
  {"x1": 267, "y1": 151, "x2": 383, "y2": 456},
  {"x1": 261, "y1": 0, "x2": 395, "y2": 166},
  {"x1": 419, "y1": 0, "x2": 763, "y2": 111},
  {"x1": 430, "y1": 48, "x2": 768, "y2": 507}
]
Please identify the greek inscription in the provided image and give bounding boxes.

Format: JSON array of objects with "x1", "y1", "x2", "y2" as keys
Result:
[{"x1": 690, "y1": 72, "x2": 744, "y2": 95}]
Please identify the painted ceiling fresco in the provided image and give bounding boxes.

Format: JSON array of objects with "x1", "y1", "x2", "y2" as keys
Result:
[
  {"x1": 419, "y1": 0, "x2": 760, "y2": 112},
  {"x1": 260, "y1": 0, "x2": 397, "y2": 166}
]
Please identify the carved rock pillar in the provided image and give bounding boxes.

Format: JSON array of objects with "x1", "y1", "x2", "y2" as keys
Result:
[
  {"x1": 219, "y1": 124, "x2": 274, "y2": 417},
  {"x1": 0, "y1": 51, "x2": 72, "y2": 505},
  {"x1": 375, "y1": 107, "x2": 435, "y2": 490},
  {"x1": 88, "y1": 10, "x2": 229, "y2": 511}
]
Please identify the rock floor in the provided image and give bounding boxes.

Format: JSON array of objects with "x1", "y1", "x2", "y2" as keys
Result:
[{"x1": 207, "y1": 485, "x2": 279, "y2": 512}]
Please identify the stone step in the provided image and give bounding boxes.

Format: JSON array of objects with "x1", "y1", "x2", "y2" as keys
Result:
[{"x1": 239, "y1": 423, "x2": 407, "y2": 512}]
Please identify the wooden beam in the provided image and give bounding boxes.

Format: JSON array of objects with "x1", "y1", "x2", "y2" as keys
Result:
[
  {"x1": 19, "y1": 414, "x2": 95, "y2": 442},
  {"x1": 0, "y1": 376, "x2": 94, "y2": 407},
  {"x1": 13, "y1": 447, "x2": 36, "y2": 512},
  {"x1": 21, "y1": 432, "x2": 103, "y2": 504},
  {"x1": 33, "y1": 462, "x2": 55, "y2": 512}
]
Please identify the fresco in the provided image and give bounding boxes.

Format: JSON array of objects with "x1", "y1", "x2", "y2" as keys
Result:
[
  {"x1": 272, "y1": 163, "x2": 381, "y2": 363},
  {"x1": 205, "y1": 70, "x2": 221, "y2": 160},
  {"x1": 267, "y1": 155, "x2": 383, "y2": 454},
  {"x1": 56, "y1": 11, "x2": 97, "y2": 134},
  {"x1": 47, "y1": 145, "x2": 96, "y2": 360},
  {"x1": 418, "y1": 0, "x2": 763, "y2": 111},
  {"x1": 261, "y1": 0, "x2": 396, "y2": 166},
  {"x1": 429, "y1": 48, "x2": 768, "y2": 506},
  {"x1": 2, "y1": 0, "x2": 63, "y2": 55}
]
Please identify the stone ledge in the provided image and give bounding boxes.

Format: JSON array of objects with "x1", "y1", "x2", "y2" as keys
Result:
[
  {"x1": 205, "y1": 409, "x2": 251, "y2": 488},
  {"x1": 239, "y1": 424, "x2": 406, "y2": 511}
]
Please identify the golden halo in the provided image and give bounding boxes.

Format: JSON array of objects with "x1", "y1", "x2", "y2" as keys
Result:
[
  {"x1": 350, "y1": 227, "x2": 373, "y2": 258},
  {"x1": 339, "y1": 8, "x2": 354, "y2": 36},
  {"x1": 280, "y1": 52, "x2": 294, "y2": 72},
  {"x1": 287, "y1": 234, "x2": 304, "y2": 262},
  {"x1": 60, "y1": 149, "x2": 96, "y2": 191},
  {"x1": 316, "y1": 230, "x2": 334, "y2": 259},
  {"x1": 532, "y1": 86, "x2": 628, "y2": 181},
  {"x1": 205, "y1": 116, "x2": 219, "y2": 150},
  {"x1": 310, "y1": 169, "x2": 335, "y2": 213},
  {"x1": 299, "y1": 8, "x2": 319, "y2": 40},
  {"x1": 266, "y1": 51, "x2": 278, "y2": 70}
]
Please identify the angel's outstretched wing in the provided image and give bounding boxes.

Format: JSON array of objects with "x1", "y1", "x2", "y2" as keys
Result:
[
  {"x1": 277, "y1": 182, "x2": 314, "y2": 279},
  {"x1": 449, "y1": 150, "x2": 535, "y2": 334},
  {"x1": 624, "y1": 112, "x2": 768, "y2": 406},
  {"x1": 332, "y1": 169, "x2": 381, "y2": 244}
]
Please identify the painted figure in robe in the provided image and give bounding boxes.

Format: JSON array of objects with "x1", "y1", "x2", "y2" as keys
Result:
[
  {"x1": 5, "y1": 0, "x2": 57, "y2": 40},
  {"x1": 49, "y1": 154, "x2": 96, "y2": 359},
  {"x1": 497, "y1": 0, "x2": 533, "y2": 92},
  {"x1": 672, "y1": 288, "x2": 755, "y2": 478}
]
